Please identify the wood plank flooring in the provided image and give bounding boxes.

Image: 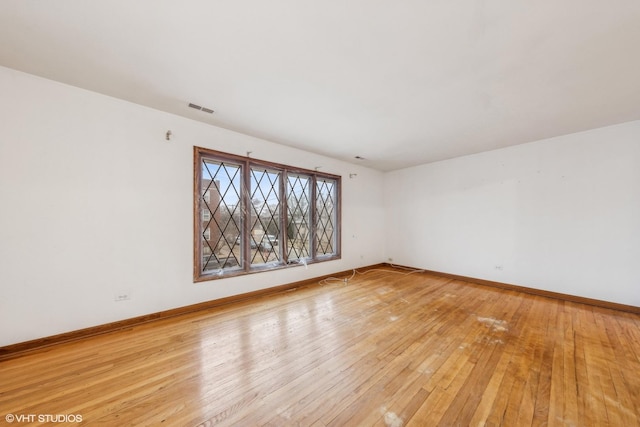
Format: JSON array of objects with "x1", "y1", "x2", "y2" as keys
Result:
[{"x1": 1, "y1": 268, "x2": 639, "y2": 426}]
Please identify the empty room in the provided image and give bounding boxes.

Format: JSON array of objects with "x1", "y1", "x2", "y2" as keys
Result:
[{"x1": 1, "y1": 1, "x2": 639, "y2": 426}]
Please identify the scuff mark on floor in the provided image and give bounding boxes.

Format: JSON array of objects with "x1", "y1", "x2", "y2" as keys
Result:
[
  {"x1": 380, "y1": 406, "x2": 403, "y2": 427},
  {"x1": 477, "y1": 316, "x2": 509, "y2": 333},
  {"x1": 475, "y1": 336, "x2": 505, "y2": 345},
  {"x1": 384, "y1": 411, "x2": 403, "y2": 427}
]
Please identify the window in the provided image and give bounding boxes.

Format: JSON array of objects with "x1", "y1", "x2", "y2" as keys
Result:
[{"x1": 194, "y1": 147, "x2": 341, "y2": 281}]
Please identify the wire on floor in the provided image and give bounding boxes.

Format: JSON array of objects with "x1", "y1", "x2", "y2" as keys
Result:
[{"x1": 318, "y1": 264, "x2": 425, "y2": 286}]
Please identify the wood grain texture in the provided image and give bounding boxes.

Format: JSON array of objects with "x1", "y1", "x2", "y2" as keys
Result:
[{"x1": 1, "y1": 268, "x2": 639, "y2": 426}]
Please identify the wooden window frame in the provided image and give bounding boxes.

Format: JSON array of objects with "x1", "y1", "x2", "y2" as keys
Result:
[{"x1": 194, "y1": 147, "x2": 341, "y2": 282}]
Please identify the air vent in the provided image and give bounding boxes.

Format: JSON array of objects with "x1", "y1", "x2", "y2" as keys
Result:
[{"x1": 188, "y1": 103, "x2": 214, "y2": 114}]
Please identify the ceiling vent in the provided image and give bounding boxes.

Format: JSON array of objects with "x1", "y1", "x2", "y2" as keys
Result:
[{"x1": 188, "y1": 103, "x2": 214, "y2": 114}]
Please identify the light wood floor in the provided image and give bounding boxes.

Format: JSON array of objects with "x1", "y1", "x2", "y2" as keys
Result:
[{"x1": 1, "y1": 268, "x2": 639, "y2": 426}]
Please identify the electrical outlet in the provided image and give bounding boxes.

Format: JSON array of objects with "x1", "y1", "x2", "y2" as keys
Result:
[
  {"x1": 114, "y1": 292, "x2": 131, "y2": 302},
  {"x1": 494, "y1": 265, "x2": 504, "y2": 271}
]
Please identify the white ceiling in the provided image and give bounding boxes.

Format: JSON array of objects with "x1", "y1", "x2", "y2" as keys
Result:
[{"x1": 1, "y1": 1, "x2": 639, "y2": 171}]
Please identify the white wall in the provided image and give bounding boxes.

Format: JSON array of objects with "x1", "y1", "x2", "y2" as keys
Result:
[
  {"x1": 0, "y1": 66, "x2": 386, "y2": 346},
  {"x1": 3, "y1": 64, "x2": 638, "y2": 348},
  {"x1": 385, "y1": 121, "x2": 640, "y2": 306}
]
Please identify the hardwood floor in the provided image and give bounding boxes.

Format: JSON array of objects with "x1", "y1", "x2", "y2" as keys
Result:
[{"x1": 1, "y1": 268, "x2": 639, "y2": 426}]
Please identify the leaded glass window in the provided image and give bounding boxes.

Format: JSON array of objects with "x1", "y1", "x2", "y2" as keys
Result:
[{"x1": 194, "y1": 147, "x2": 340, "y2": 281}]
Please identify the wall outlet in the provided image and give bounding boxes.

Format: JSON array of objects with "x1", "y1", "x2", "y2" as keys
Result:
[
  {"x1": 494, "y1": 265, "x2": 504, "y2": 271},
  {"x1": 114, "y1": 292, "x2": 131, "y2": 302}
]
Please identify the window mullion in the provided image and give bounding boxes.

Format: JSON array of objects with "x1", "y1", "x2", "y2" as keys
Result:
[
  {"x1": 281, "y1": 170, "x2": 289, "y2": 265},
  {"x1": 242, "y1": 160, "x2": 251, "y2": 272},
  {"x1": 310, "y1": 175, "x2": 317, "y2": 261}
]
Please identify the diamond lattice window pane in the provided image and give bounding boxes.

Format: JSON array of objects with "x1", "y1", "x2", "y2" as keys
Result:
[
  {"x1": 201, "y1": 160, "x2": 243, "y2": 272},
  {"x1": 316, "y1": 178, "x2": 336, "y2": 256},
  {"x1": 196, "y1": 148, "x2": 341, "y2": 280},
  {"x1": 286, "y1": 174, "x2": 311, "y2": 261},
  {"x1": 249, "y1": 167, "x2": 281, "y2": 265}
]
